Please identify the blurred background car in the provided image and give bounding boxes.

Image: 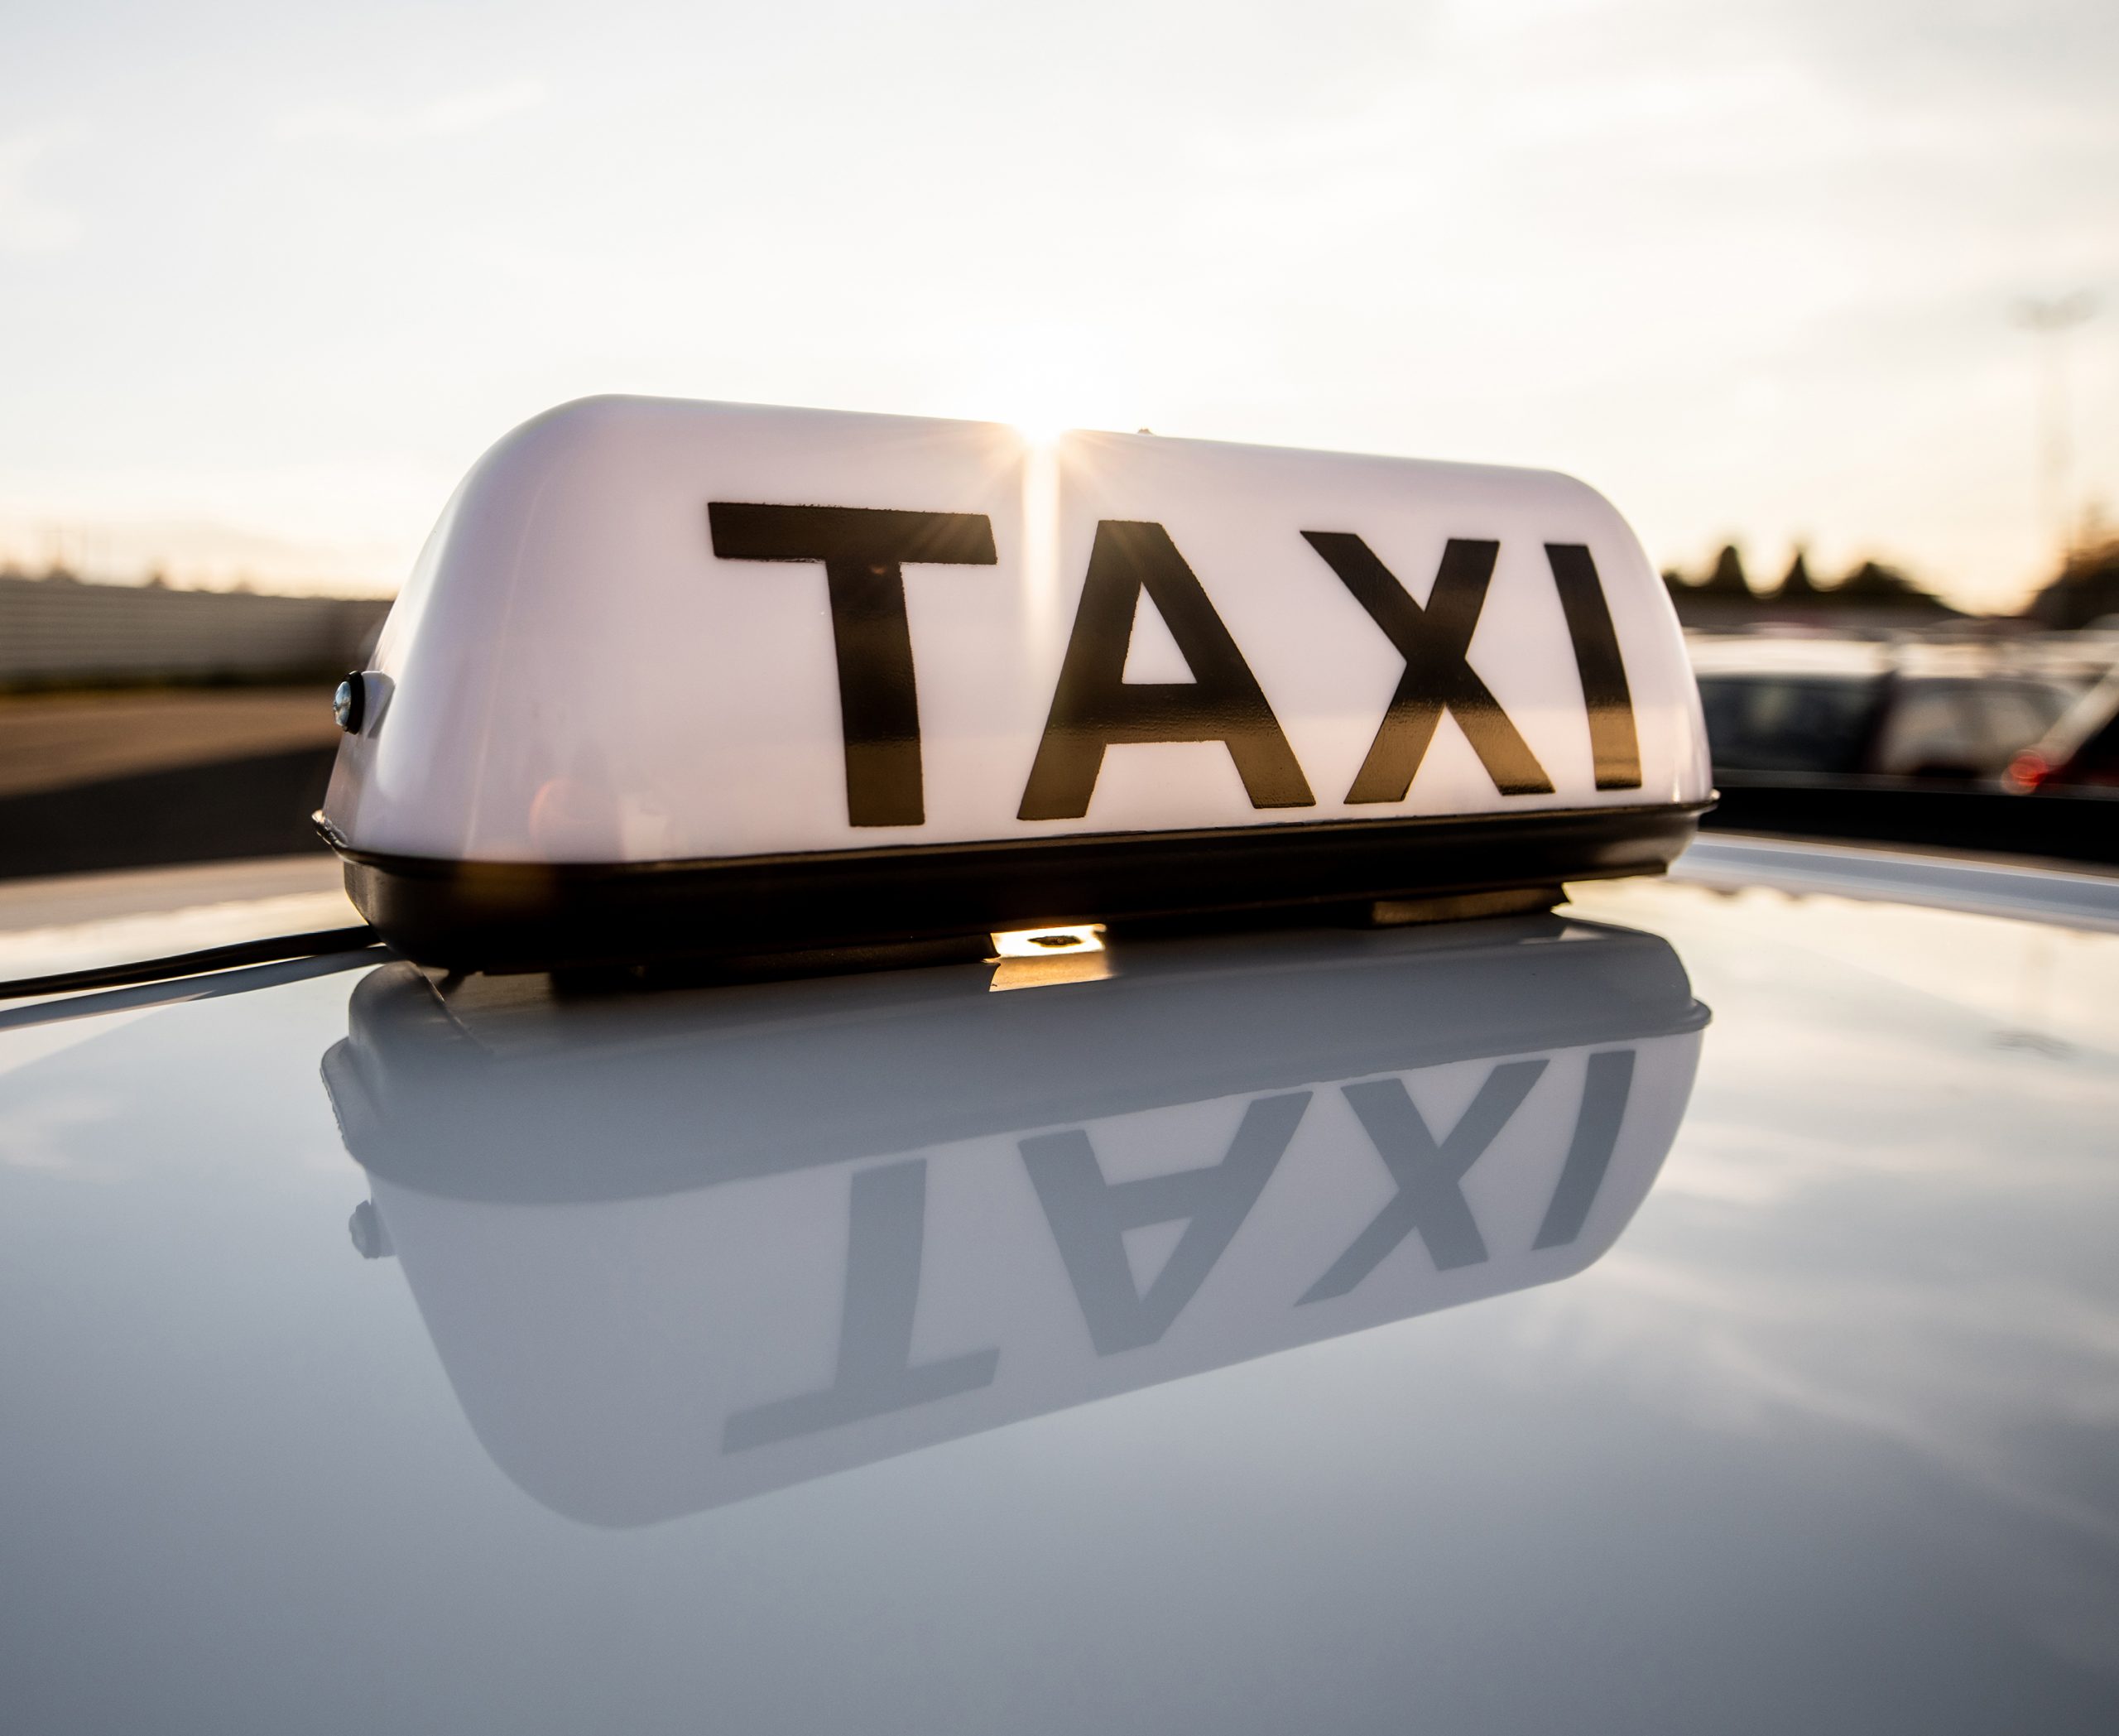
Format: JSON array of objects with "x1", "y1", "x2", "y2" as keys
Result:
[
  {"x1": 1689, "y1": 637, "x2": 2086, "y2": 783},
  {"x1": 1684, "y1": 633, "x2": 2118, "y2": 863}
]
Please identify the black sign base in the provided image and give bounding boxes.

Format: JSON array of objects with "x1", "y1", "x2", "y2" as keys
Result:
[{"x1": 322, "y1": 803, "x2": 1711, "y2": 975}]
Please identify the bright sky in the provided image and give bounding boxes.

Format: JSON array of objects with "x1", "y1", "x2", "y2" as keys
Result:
[{"x1": 2, "y1": 0, "x2": 2114, "y2": 609}]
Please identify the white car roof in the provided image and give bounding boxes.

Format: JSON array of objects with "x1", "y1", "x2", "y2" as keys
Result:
[{"x1": 3, "y1": 849, "x2": 2117, "y2": 1732}]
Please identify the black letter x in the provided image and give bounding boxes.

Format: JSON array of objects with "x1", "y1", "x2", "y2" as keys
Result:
[
  {"x1": 1302, "y1": 533, "x2": 1554, "y2": 801},
  {"x1": 1299, "y1": 1060, "x2": 1547, "y2": 1303}
]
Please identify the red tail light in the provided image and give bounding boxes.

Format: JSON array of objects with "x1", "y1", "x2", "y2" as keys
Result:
[{"x1": 2006, "y1": 751, "x2": 2049, "y2": 792}]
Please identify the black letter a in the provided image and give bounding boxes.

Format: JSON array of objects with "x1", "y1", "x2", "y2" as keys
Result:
[{"x1": 1018, "y1": 522, "x2": 1314, "y2": 821}]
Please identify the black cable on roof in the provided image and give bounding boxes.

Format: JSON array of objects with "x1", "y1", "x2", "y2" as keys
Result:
[{"x1": 0, "y1": 926, "x2": 385, "y2": 1001}]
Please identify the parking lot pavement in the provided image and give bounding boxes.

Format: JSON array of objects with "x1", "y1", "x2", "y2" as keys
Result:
[
  {"x1": 0, "y1": 687, "x2": 343, "y2": 880},
  {"x1": 0, "y1": 686, "x2": 339, "y2": 799}
]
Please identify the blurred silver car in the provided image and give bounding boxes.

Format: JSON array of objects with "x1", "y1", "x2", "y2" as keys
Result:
[{"x1": 1688, "y1": 637, "x2": 2082, "y2": 782}]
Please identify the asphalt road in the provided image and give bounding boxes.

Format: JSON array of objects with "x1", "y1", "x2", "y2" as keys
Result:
[
  {"x1": 0, "y1": 687, "x2": 339, "y2": 799},
  {"x1": 0, "y1": 688, "x2": 340, "y2": 879}
]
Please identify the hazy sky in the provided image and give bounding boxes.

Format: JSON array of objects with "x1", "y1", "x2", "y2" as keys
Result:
[{"x1": 2, "y1": 0, "x2": 2114, "y2": 608}]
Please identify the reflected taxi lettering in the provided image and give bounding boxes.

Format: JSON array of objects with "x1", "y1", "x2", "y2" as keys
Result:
[{"x1": 723, "y1": 1050, "x2": 1637, "y2": 1452}]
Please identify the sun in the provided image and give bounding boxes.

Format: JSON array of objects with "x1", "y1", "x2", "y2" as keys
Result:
[
  {"x1": 1004, "y1": 375, "x2": 1090, "y2": 445},
  {"x1": 972, "y1": 327, "x2": 1133, "y2": 445},
  {"x1": 1011, "y1": 406, "x2": 1073, "y2": 445}
]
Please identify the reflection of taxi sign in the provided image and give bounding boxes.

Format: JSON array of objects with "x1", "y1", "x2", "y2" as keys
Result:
[
  {"x1": 319, "y1": 397, "x2": 1712, "y2": 970},
  {"x1": 329, "y1": 917, "x2": 1707, "y2": 1525}
]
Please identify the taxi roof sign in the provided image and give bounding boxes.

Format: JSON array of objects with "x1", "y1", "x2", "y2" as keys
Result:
[{"x1": 320, "y1": 397, "x2": 1711, "y2": 971}]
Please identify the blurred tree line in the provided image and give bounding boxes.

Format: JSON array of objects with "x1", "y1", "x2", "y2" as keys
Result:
[
  {"x1": 2025, "y1": 539, "x2": 2119, "y2": 629},
  {"x1": 1667, "y1": 539, "x2": 2119, "y2": 631},
  {"x1": 1660, "y1": 546, "x2": 1957, "y2": 626}
]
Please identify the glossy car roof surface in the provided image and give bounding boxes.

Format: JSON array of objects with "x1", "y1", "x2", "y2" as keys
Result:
[{"x1": 2, "y1": 847, "x2": 2117, "y2": 1733}]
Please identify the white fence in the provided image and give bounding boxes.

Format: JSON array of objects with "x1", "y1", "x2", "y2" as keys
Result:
[{"x1": 0, "y1": 575, "x2": 391, "y2": 686}]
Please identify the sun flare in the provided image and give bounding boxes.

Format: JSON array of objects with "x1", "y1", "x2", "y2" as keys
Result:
[{"x1": 973, "y1": 328, "x2": 1135, "y2": 447}]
